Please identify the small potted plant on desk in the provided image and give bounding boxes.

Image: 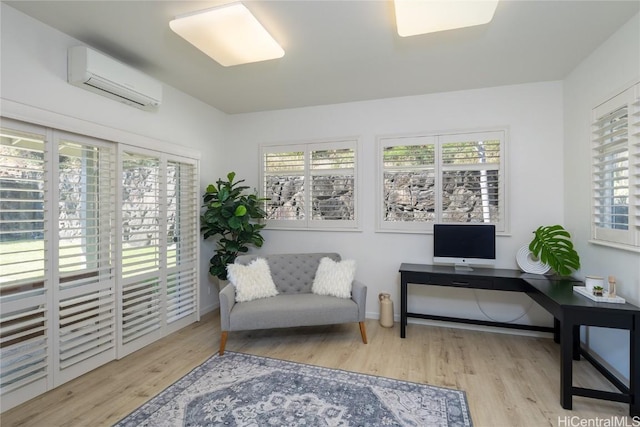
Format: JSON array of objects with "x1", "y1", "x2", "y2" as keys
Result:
[{"x1": 592, "y1": 285, "x2": 604, "y2": 297}]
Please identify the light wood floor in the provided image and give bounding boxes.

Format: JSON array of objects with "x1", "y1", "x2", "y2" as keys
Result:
[{"x1": 1, "y1": 311, "x2": 633, "y2": 427}]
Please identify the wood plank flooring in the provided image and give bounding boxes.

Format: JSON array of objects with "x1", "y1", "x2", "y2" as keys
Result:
[{"x1": 1, "y1": 311, "x2": 633, "y2": 426}]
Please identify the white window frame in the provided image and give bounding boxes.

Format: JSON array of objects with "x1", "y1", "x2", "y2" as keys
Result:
[
  {"x1": 376, "y1": 129, "x2": 507, "y2": 233},
  {"x1": 590, "y1": 82, "x2": 640, "y2": 251},
  {"x1": 261, "y1": 137, "x2": 360, "y2": 231}
]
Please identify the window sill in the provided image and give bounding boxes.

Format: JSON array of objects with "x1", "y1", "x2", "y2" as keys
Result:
[
  {"x1": 264, "y1": 225, "x2": 362, "y2": 233},
  {"x1": 588, "y1": 239, "x2": 640, "y2": 254}
]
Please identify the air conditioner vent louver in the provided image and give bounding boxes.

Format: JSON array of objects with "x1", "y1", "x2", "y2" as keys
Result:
[
  {"x1": 67, "y1": 46, "x2": 162, "y2": 111},
  {"x1": 84, "y1": 77, "x2": 149, "y2": 107}
]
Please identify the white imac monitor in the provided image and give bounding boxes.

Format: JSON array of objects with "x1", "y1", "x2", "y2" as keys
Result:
[{"x1": 433, "y1": 224, "x2": 496, "y2": 271}]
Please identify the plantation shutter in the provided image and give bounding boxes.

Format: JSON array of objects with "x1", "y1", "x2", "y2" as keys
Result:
[
  {"x1": 118, "y1": 150, "x2": 163, "y2": 356},
  {"x1": 439, "y1": 131, "x2": 504, "y2": 229},
  {"x1": 0, "y1": 117, "x2": 200, "y2": 410},
  {"x1": 378, "y1": 130, "x2": 506, "y2": 233},
  {"x1": 0, "y1": 123, "x2": 51, "y2": 410},
  {"x1": 592, "y1": 83, "x2": 640, "y2": 248},
  {"x1": 262, "y1": 139, "x2": 359, "y2": 229},
  {"x1": 263, "y1": 147, "x2": 306, "y2": 224},
  {"x1": 380, "y1": 136, "x2": 437, "y2": 229},
  {"x1": 165, "y1": 159, "x2": 198, "y2": 332},
  {"x1": 309, "y1": 141, "x2": 356, "y2": 227},
  {"x1": 118, "y1": 150, "x2": 199, "y2": 356},
  {"x1": 54, "y1": 134, "x2": 116, "y2": 385}
]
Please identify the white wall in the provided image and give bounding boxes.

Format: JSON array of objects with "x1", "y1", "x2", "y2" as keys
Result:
[
  {"x1": 224, "y1": 81, "x2": 566, "y2": 331},
  {"x1": 0, "y1": 3, "x2": 226, "y2": 314},
  {"x1": 564, "y1": 12, "x2": 640, "y2": 380}
]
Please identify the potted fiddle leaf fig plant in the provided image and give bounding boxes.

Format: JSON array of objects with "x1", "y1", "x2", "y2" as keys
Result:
[
  {"x1": 528, "y1": 224, "x2": 580, "y2": 276},
  {"x1": 201, "y1": 172, "x2": 267, "y2": 281}
]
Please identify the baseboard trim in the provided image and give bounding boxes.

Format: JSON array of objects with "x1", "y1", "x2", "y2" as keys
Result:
[
  {"x1": 199, "y1": 302, "x2": 219, "y2": 317},
  {"x1": 364, "y1": 311, "x2": 553, "y2": 338}
]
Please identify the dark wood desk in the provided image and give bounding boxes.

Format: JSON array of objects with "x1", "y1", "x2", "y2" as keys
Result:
[{"x1": 399, "y1": 263, "x2": 640, "y2": 416}]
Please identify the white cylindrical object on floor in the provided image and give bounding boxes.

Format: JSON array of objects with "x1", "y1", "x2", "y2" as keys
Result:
[{"x1": 379, "y1": 293, "x2": 394, "y2": 328}]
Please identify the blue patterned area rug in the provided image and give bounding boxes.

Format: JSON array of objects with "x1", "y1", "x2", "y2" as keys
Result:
[{"x1": 115, "y1": 351, "x2": 473, "y2": 427}]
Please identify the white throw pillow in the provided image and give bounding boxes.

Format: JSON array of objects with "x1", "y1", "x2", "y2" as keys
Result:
[
  {"x1": 227, "y1": 258, "x2": 278, "y2": 303},
  {"x1": 312, "y1": 257, "x2": 356, "y2": 299}
]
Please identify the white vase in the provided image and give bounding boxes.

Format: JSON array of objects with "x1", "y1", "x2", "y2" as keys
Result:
[{"x1": 516, "y1": 245, "x2": 551, "y2": 274}]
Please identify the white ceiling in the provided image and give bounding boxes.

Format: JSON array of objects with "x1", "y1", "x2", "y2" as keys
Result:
[{"x1": 5, "y1": 0, "x2": 639, "y2": 114}]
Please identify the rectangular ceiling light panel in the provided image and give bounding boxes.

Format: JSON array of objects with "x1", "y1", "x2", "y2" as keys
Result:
[
  {"x1": 170, "y1": 2, "x2": 284, "y2": 67},
  {"x1": 394, "y1": 0, "x2": 499, "y2": 37}
]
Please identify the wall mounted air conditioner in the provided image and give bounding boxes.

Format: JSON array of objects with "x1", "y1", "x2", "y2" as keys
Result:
[{"x1": 68, "y1": 46, "x2": 162, "y2": 110}]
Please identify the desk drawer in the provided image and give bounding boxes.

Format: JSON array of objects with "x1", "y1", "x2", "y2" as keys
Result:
[{"x1": 425, "y1": 274, "x2": 493, "y2": 290}]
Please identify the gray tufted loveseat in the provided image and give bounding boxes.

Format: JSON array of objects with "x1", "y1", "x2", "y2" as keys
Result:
[{"x1": 218, "y1": 253, "x2": 367, "y2": 355}]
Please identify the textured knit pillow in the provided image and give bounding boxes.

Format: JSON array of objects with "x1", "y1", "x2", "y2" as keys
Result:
[
  {"x1": 311, "y1": 257, "x2": 356, "y2": 299},
  {"x1": 227, "y1": 258, "x2": 278, "y2": 303}
]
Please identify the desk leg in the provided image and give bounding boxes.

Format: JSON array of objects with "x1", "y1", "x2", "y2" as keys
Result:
[
  {"x1": 631, "y1": 314, "x2": 639, "y2": 417},
  {"x1": 401, "y1": 278, "x2": 407, "y2": 338},
  {"x1": 560, "y1": 319, "x2": 574, "y2": 410},
  {"x1": 573, "y1": 325, "x2": 581, "y2": 361},
  {"x1": 554, "y1": 318, "x2": 560, "y2": 343}
]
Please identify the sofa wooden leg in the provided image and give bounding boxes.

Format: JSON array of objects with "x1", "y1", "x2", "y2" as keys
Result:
[
  {"x1": 359, "y1": 321, "x2": 368, "y2": 344},
  {"x1": 219, "y1": 331, "x2": 228, "y2": 355}
]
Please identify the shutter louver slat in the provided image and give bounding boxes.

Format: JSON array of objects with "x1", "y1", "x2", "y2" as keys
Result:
[
  {"x1": 59, "y1": 311, "x2": 113, "y2": 336},
  {"x1": 59, "y1": 330, "x2": 112, "y2": 357},
  {"x1": 59, "y1": 327, "x2": 113, "y2": 354},
  {"x1": 0, "y1": 323, "x2": 46, "y2": 344},
  {"x1": 122, "y1": 288, "x2": 159, "y2": 307},
  {"x1": 59, "y1": 298, "x2": 112, "y2": 323},
  {"x1": 122, "y1": 290, "x2": 160, "y2": 315},
  {"x1": 0, "y1": 336, "x2": 47, "y2": 366},
  {"x1": 122, "y1": 324, "x2": 160, "y2": 344},
  {"x1": 593, "y1": 106, "x2": 627, "y2": 129},
  {"x1": 59, "y1": 336, "x2": 113, "y2": 370},
  {"x1": 1, "y1": 361, "x2": 47, "y2": 391},
  {"x1": 264, "y1": 151, "x2": 305, "y2": 173}
]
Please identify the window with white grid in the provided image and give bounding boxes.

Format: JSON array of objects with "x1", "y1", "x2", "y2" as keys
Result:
[
  {"x1": 262, "y1": 138, "x2": 358, "y2": 230},
  {"x1": 591, "y1": 83, "x2": 640, "y2": 250},
  {"x1": 378, "y1": 130, "x2": 506, "y2": 233}
]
